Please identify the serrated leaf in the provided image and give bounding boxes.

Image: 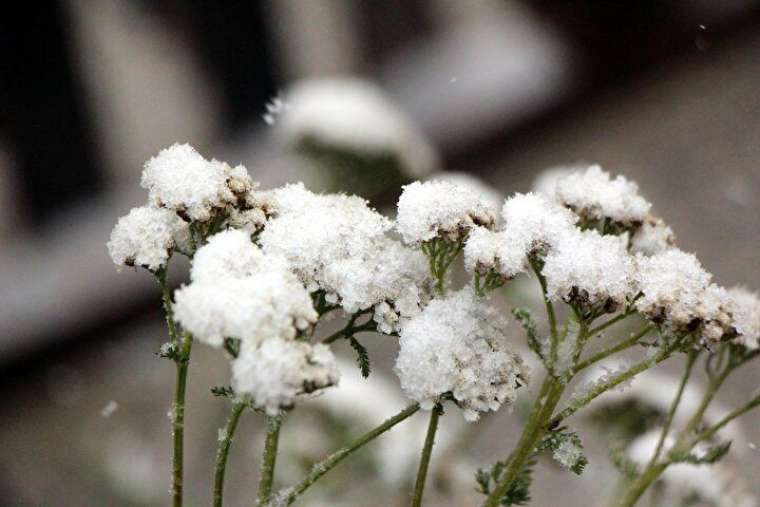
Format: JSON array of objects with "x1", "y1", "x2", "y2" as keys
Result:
[
  {"x1": 211, "y1": 385, "x2": 235, "y2": 398},
  {"x1": 609, "y1": 446, "x2": 639, "y2": 479},
  {"x1": 671, "y1": 440, "x2": 731, "y2": 465},
  {"x1": 348, "y1": 336, "x2": 371, "y2": 378},
  {"x1": 474, "y1": 458, "x2": 535, "y2": 506}
]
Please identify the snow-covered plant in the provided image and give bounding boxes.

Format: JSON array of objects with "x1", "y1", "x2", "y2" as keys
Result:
[{"x1": 108, "y1": 144, "x2": 759, "y2": 507}]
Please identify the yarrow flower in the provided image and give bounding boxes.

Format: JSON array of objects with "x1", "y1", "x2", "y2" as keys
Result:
[
  {"x1": 107, "y1": 205, "x2": 190, "y2": 271},
  {"x1": 630, "y1": 214, "x2": 676, "y2": 255},
  {"x1": 396, "y1": 180, "x2": 497, "y2": 244},
  {"x1": 141, "y1": 143, "x2": 254, "y2": 222},
  {"x1": 174, "y1": 231, "x2": 316, "y2": 348},
  {"x1": 274, "y1": 77, "x2": 437, "y2": 179},
  {"x1": 542, "y1": 228, "x2": 636, "y2": 312},
  {"x1": 635, "y1": 249, "x2": 737, "y2": 343},
  {"x1": 464, "y1": 193, "x2": 576, "y2": 280},
  {"x1": 729, "y1": 287, "x2": 760, "y2": 350},
  {"x1": 232, "y1": 338, "x2": 340, "y2": 415},
  {"x1": 394, "y1": 288, "x2": 528, "y2": 421},
  {"x1": 553, "y1": 165, "x2": 651, "y2": 228},
  {"x1": 429, "y1": 171, "x2": 504, "y2": 213}
]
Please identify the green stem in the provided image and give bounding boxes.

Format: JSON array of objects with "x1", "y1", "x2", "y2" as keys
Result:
[
  {"x1": 614, "y1": 462, "x2": 668, "y2": 507},
  {"x1": 213, "y1": 400, "x2": 247, "y2": 507},
  {"x1": 647, "y1": 350, "x2": 698, "y2": 468},
  {"x1": 587, "y1": 310, "x2": 632, "y2": 338},
  {"x1": 157, "y1": 267, "x2": 179, "y2": 344},
  {"x1": 692, "y1": 393, "x2": 760, "y2": 444},
  {"x1": 528, "y1": 257, "x2": 558, "y2": 370},
  {"x1": 257, "y1": 415, "x2": 283, "y2": 506},
  {"x1": 411, "y1": 405, "x2": 442, "y2": 507},
  {"x1": 551, "y1": 342, "x2": 674, "y2": 427},
  {"x1": 172, "y1": 332, "x2": 193, "y2": 507},
  {"x1": 483, "y1": 377, "x2": 565, "y2": 507},
  {"x1": 573, "y1": 326, "x2": 652, "y2": 374},
  {"x1": 273, "y1": 403, "x2": 420, "y2": 506}
]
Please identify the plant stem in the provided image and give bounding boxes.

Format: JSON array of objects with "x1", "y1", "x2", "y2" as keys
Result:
[
  {"x1": 273, "y1": 403, "x2": 420, "y2": 506},
  {"x1": 528, "y1": 257, "x2": 558, "y2": 370},
  {"x1": 483, "y1": 376, "x2": 565, "y2": 507},
  {"x1": 158, "y1": 268, "x2": 180, "y2": 344},
  {"x1": 172, "y1": 332, "x2": 193, "y2": 507},
  {"x1": 257, "y1": 415, "x2": 283, "y2": 506},
  {"x1": 647, "y1": 350, "x2": 698, "y2": 468},
  {"x1": 551, "y1": 342, "x2": 674, "y2": 427},
  {"x1": 614, "y1": 462, "x2": 668, "y2": 507},
  {"x1": 693, "y1": 393, "x2": 760, "y2": 444},
  {"x1": 587, "y1": 309, "x2": 634, "y2": 338},
  {"x1": 573, "y1": 326, "x2": 652, "y2": 374},
  {"x1": 411, "y1": 405, "x2": 442, "y2": 507},
  {"x1": 213, "y1": 400, "x2": 247, "y2": 507}
]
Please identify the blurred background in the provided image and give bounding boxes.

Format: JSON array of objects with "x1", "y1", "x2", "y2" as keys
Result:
[{"x1": 1, "y1": 1, "x2": 759, "y2": 506}]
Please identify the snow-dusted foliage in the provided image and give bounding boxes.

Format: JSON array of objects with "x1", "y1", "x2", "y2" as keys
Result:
[
  {"x1": 729, "y1": 287, "x2": 760, "y2": 350},
  {"x1": 108, "y1": 205, "x2": 189, "y2": 271},
  {"x1": 396, "y1": 180, "x2": 497, "y2": 244},
  {"x1": 232, "y1": 338, "x2": 340, "y2": 416},
  {"x1": 394, "y1": 289, "x2": 528, "y2": 421},
  {"x1": 274, "y1": 77, "x2": 437, "y2": 178}
]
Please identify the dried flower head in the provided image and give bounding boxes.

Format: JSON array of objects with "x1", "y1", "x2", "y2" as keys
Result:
[
  {"x1": 729, "y1": 287, "x2": 760, "y2": 350},
  {"x1": 141, "y1": 143, "x2": 254, "y2": 222},
  {"x1": 396, "y1": 180, "x2": 497, "y2": 244},
  {"x1": 108, "y1": 205, "x2": 190, "y2": 271},
  {"x1": 232, "y1": 338, "x2": 340, "y2": 415},
  {"x1": 630, "y1": 215, "x2": 676, "y2": 256},
  {"x1": 394, "y1": 288, "x2": 529, "y2": 421}
]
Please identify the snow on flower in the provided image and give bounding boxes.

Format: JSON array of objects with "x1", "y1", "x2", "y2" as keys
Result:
[
  {"x1": 635, "y1": 249, "x2": 737, "y2": 342},
  {"x1": 500, "y1": 192, "x2": 577, "y2": 256},
  {"x1": 630, "y1": 215, "x2": 676, "y2": 255},
  {"x1": 729, "y1": 287, "x2": 760, "y2": 350},
  {"x1": 232, "y1": 338, "x2": 340, "y2": 415},
  {"x1": 173, "y1": 269, "x2": 317, "y2": 348},
  {"x1": 396, "y1": 180, "x2": 497, "y2": 244},
  {"x1": 141, "y1": 143, "x2": 254, "y2": 222},
  {"x1": 274, "y1": 77, "x2": 437, "y2": 179},
  {"x1": 429, "y1": 171, "x2": 504, "y2": 213},
  {"x1": 189, "y1": 229, "x2": 269, "y2": 282},
  {"x1": 394, "y1": 288, "x2": 528, "y2": 421},
  {"x1": 107, "y1": 205, "x2": 190, "y2": 271},
  {"x1": 542, "y1": 228, "x2": 636, "y2": 311},
  {"x1": 554, "y1": 165, "x2": 651, "y2": 227}
]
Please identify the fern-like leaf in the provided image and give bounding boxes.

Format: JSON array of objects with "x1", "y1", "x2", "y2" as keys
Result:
[{"x1": 349, "y1": 336, "x2": 371, "y2": 378}]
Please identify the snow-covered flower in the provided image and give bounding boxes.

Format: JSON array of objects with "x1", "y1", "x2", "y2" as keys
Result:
[
  {"x1": 141, "y1": 143, "x2": 254, "y2": 222},
  {"x1": 396, "y1": 180, "x2": 497, "y2": 244},
  {"x1": 542, "y1": 228, "x2": 636, "y2": 311},
  {"x1": 232, "y1": 338, "x2": 340, "y2": 416},
  {"x1": 463, "y1": 227, "x2": 526, "y2": 281},
  {"x1": 635, "y1": 249, "x2": 737, "y2": 342},
  {"x1": 500, "y1": 192, "x2": 577, "y2": 255},
  {"x1": 394, "y1": 288, "x2": 529, "y2": 421},
  {"x1": 729, "y1": 287, "x2": 760, "y2": 350},
  {"x1": 531, "y1": 165, "x2": 585, "y2": 196},
  {"x1": 627, "y1": 429, "x2": 756, "y2": 507},
  {"x1": 429, "y1": 171, "x2": 504, "y2": 213},
  {"x1": 107, "y1": 205, "x2": 190, "y2": 271},
  {"x1": 173, "y1": 270, "x2": 317, "y2": 348},
  {"x1": 554, "y1": 165, "x2": 651, "y2": 228},
  {"x1": 189, "y1": 229, "x2": 269, "y2": 282},
  {"x1": 630, "y1": 215, "x2": 676, "y2": 255},
  {"x1": 274, "y1": 77, "x2": 437, "y2": 179}
]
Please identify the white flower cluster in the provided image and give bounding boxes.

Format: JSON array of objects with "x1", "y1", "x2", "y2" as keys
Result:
[
  {"x1": 107, "y1": 206, "x2": 190, "y2": 271},
  {"x1": 635, "y1": 249, "x2": 737, "y2": 342},
  {"x1": 232, "y1": 339, "x2": 340, "y2": 416},
  {"x1": 396, "y1": 180, "x2": 497, "y2": 244},
  {"x1": 728, "y1": 287, "x2": 760, "y2": 350},
  {"x1": 274, "y1": 77, "x2": 437, "y2": 179},
  {"x1": 141, "y1": 143, "x2": 255, "y2": 222},
  {"x1": 630, "y1": 215, "x2": 676, "y2": 256},
  {"x1": 551, "y1": 164, "x2": 651, "y2": 227},
  {"x1": 394, "y1": 289, "x2": 529, "y2": 421},
  {"x1": 259, "y1": 183, "x2": 431, "y2": 333}
]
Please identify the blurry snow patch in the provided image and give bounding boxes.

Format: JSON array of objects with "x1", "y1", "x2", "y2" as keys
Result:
[{"x1": 100, "y1": 400, "x2": 119, "y2": 418}]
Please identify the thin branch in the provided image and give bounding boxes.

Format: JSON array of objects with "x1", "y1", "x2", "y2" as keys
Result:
[
  {"x1": 411, "y1": 405, "x2": 443, "y2": 507},
  {"x1": 213, "y1": 400, "x2": 247, "y2": 507}
]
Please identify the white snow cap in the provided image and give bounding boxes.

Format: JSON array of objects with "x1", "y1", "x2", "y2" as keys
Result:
[
  {"x1": 530, "y1": 165, "x2": 584, "y2": 196},
  {"x1": 107, "y1": 205, "x2": 190, "y2": 271},
  {"x1": 542, "y1": 228, "x2": 636, "y2": 309},
  {"x1": 190, "y1": 229, "x2": 268, "y2": 282},
  {"x1": 275, "y1": 77, "x2": 437, "y2": 178},
  {"x1": 430, "y1": 171, "x2": 504, "y2": 213},
  {"x1": 635, "y1": 249, "x2": 737, "y2": 341},
  {"x1": 174, "y1": 269, "x2": 317, "y2": 348},
  {"x1": 729, "y1": 287, "x2": 760, "y2": 350},
  {"x1": 554, "y1": 165, "x2": 651, "y2": 226},
  {"x1": 232, "y1": 338, "x2": 340, "y2": 416},
  {"x1": 396, "y1": 180, "x2": 497, "y2": 244},
  {"x1": 630, "y1": 215, "x2": 676, "y2": 256},
  {"x1": 141, "y1": 143, "x2": 254, "y2": 222},
  {"x1": 394, "y1": 288, "x2": 528, "y2": 421},
  {"x1": 463, "y1": 193, "x2": 577, "y2": 280}
]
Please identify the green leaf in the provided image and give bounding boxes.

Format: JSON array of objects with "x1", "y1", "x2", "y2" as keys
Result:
[
  {"x1": 211, "y1": 385, "x2": 235, "y2": 398},
  {"x1": 349, "y1": 336, "x2": 371, "y2": 378},
  {"x1": 538, "y1": 429, "x2": 589, "y2": 475},
  {"x1": 512, "y1": 308, "x2": 544, "y2": 363},
  {"x1": 474, "y1": 458, "x2": 535, "y2": 506}
]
